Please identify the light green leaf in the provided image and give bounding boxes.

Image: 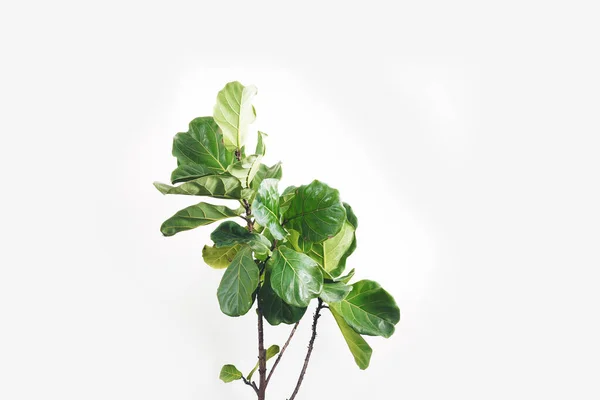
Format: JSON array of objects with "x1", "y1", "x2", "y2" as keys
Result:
[
  {"x1": 160, "y1": 203, "x2": 242, "y2": 237},
  {"x1": 153, "y1": 174, "x2": 242, "y2": 199},
  {"x1": 256, "y1": 131, "x2": 267, "y2": 156},
  {"x1": 320, "y1": 282, "x2": 352, "y2": 303},
  {"x1": 219, "y1": 364, "x2": 243, "y2": 383},
  {"x1": 246, "y1": 344, "x2": 280, "y2": 381},
  {"x1": 270, "y1": 247, "x2": 323, "y2": 308},
  {"x1": 330, "y1": 280, "x2": 400, "y2": 338},
  {"x1": 336, "y1": 268, "x2": 355, "y2": 284},
  {"x1": 252, "y1": 179, "x2": 287, "y2": 241},
  {"x1": 260, "y1": 264, "x2": 307, "y2": 325},
  {"x1": 252, "y1": 162, "x2": 283, "y2": 192},
  {"x1": 217, "y1": 247, "x2": 259, "y2": 317},
  {"x1": 330, "y1": 308, "x2": 372, "y2": 370},
  {"x1": 213, "y1": 81, "x2": 257, "y2": 151},
  {"x1": 202, "y1": 244, "x2": 242, "y2": 269},
  {"x1": 210, "y1": 221, "x2": 271, "y2": 258},
  {"x1": 308, "y1": 220, "x2": 354, "y2": 278},
  {"x1": 282, "y1": 180, "x2": 346, "y2": 249},
  {"x1": 227, "y1": 155, "x2": 262, "y2": 188},
  {"x1": 171, "y1": 117, "x2": 234, "y2": 180}
]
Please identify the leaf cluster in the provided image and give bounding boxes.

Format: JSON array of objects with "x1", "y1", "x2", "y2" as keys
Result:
[{"x1": 154, "y1": 82, "x2": 400, "y2": 382}]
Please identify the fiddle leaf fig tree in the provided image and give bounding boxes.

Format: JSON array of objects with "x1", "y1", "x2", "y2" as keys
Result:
[{"x1": 154, "y1": 81, "x2": 401, "y2": 399}]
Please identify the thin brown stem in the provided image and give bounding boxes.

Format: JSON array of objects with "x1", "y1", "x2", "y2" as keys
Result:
[
  {"x1": 265, "y1": 322, "x2": 300, "y2": 388},
  {"x1": 257, "y1": 303, "x2": 267, "y2": 400},
  {"x1": 241, "y1": 376, "x2": 259, "y2": 395},
  {"x1": 288, "y1": 299, "x2": 325, "y2": 400}
]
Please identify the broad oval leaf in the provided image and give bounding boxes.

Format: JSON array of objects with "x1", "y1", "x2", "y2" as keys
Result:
[
  {"x1": 330, "y1": 280, "x2": 400, "y2": 338},
  {"x1": 252, "y1": 179, "x2": 287, "y2": 241},
  {"x1": 330, "y1": 308, "x2": 372, "y2": 370},
  {"x1": 246, "y1": 344, "x2": 280, "y2": 380},
  {"x1": 308, "y1": 220, "x2": 355, "y2": 278},
  {"x1": 260, "y1": 266, "x2": 307, "y2": 326},
  {"x1": 172, "y1": 117, "x2": 234, "y2": 179},
  {"x1": 202, "y1": 244, "x2": 242, "y2": 269},
  {"x1": 219, "y1": 364, "x2": 242, "y2": 383},
  {"x1": 213, "y1": 81, "x2": 257, "y2": 151},
  {"x1": 270, "y1": 247, "x2": 323, "y2": 308},
  {"x1": 217, "y1": 246, "x2": 259, "y2": 317},
  {"x1": 160, "y1": 202, "x2": 242, "y2": 236},
  {"x1": 282, "y1": 180, "x2": 346, "y2": 249},
  {"x1": 154, "y1": 174, "x2": 242, "y2": 199},
  {"x1": 320, "y1": 282, "x2": 352, "y2": 303},
  {"x1": 210, "y1": 221, "x2": 271, "y2": 258},
  {"x1": 170, "y1": 163, "x2": 213, "y2": 184}
]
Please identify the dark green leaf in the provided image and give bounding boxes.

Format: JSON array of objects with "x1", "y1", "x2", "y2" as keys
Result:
[
  {"x1": 270, "y1": 247, "x2": 323, "y2": 308},
  {"x1": 320, "y1": 282, "x2": 352, "y2": 303},
  {"x1": 202, "y1": 244, "x2": 242, "y2": 269},
  {"x1": 247, "y1": 344, "x2": 280, "y2": 380},
  {"x1": 153, "y1": 174, "x2": 242, "y2": 199},
  {"x1": 217, "y1": 247, "x2": 259, "y2": 316},
  {"x1": 160, "y1": 203, "x2": 242, "y2": 237},
  {"x1": 330, "y1": 280, "x2": 400, "y2": 338},
  {"x1": 260, "y1": 265, "x2": 307, "y2": 325},
  {"x1": 213, "y1": 81, "x2": 257, "y2": 151},
  {"x1": 171, "y1": 117, "x2": 234, "y2": 179},
  {"x1": 170, "y1": 163, "x2": 212, "y2": 184},
  {"x1": 219, "y1": 364, "x2": 243, "y2": 383},
  {"x1": 330, "y1": 308, "x2": 372, "y2": 370},
  {"x1": 282, "y1": 180, "x2": 346, "y2": 249},
  {"x1": 252, "y1": 179, "x2": 287, "y2": 240},
  {"x1": 210, "y1": 221, "x2": 271, "y2": 258}
]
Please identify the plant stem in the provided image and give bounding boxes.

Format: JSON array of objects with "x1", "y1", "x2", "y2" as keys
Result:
[
  {"x1": 257, "y1": 302, "x2": 267, "y2": 400},
  {"x1": 265, "y1": 322, "x2": 299, "y2": 388},
  {"x1": 288, "y1": 299, "x2": 325, "y2": 400}
]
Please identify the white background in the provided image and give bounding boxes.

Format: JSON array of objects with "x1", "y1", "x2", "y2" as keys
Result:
[{"x1": 1, "y1": 1, "x2": 599, "y2": 399}]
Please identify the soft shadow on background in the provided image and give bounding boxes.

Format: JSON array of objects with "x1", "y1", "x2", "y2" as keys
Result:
[{"x1": 1, "y1": 1, "x2": 598, "y2": 399}]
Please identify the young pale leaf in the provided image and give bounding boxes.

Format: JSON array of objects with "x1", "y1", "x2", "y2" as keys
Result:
[
  {"x1": 282, "y1": 180, "x2": 346, "y2": 249},
  {"x1": 154, "y1": 175, "x2": 242, "y2": 199},
  {"x1": 202, "y1": 244, "x2": 242, "y2": 269},
  {"x1": 260, "y1": 266, "x2": 307, "y2": 325},
  {"x1": 217, "y1": 247, "x2": 259, "y2": 317},
  {"x1": 270, "y1": 247, "x2": 323, "y2": 308},
  {"x1": 330, "y1": 308, "x2": 372, "y2": 370},
  {"x1": 256, "y1": 131, "x2": 267, "y2": 156},
  {"x1": 252, "y1": 179, "x2": 287, "y2": 240},
  {"x1": 335, "y1": 268, "x2": 355, "y2": 284},
  {"x1": 227, "y1": 154, "x2": 263, "y2": 188},
  {"x1": 252, "y1": 162, "x2": 283, "y2": 192},
  {"x1": 160, "y1": 203, "x2": 243, "y2": 237},
  {"x1": 213, "y1": 81, "x2": 257, "y2": 151},
  {"x1": 246, "y1": 344, "x2": 280, "y2": 381},
  {"x1": 171, "y1": 117, "x2": 234, "y2": 177},
  {"x1": 210, "y1": 221, "x2": 271, "y2": 258},
  {"x1": 308, "y1": 221, "x2": 355, "y2": 278},
  {"x1": 320, "y1": 282, "x2": 352, "y2": 303},
  {"x1": 219, "y1": 364, "x2": 243, "y2": 383},
  {"x1": 330, "y1": 280, "x2": 400, "y2": 338}
]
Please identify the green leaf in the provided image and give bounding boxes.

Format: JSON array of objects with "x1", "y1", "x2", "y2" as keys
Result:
[
  {"x1": 270, "y1": 247, "x2": 323, "y2": 308},
  {"x1": 202, "y1": 244, "x2": 242, "y2": 269},
  {"x1": 252, "y1": 179, "x2": 287, "y2": 241},
  {"x1": 320, "y1": 282, "x2": 352, "y2": 303},
  {"x1": 213, "y1": 81, "x2": 257, "y2": 151},
  {"x1": 260, "y1": 265, "x2": 307, "y2": 325},
  {"x1": 210, "y1": 221, "x2": 271, "y2": 258},
  {"x1": 160, "y1": 203, "x2": 242, "y2": 237},
  {"x1": 256, "y1": 131, "x2": 267, "y2": 156},
  {"x1": 170, "y1": 163, "x2": 213, "y2": 184},
  {"x1": 330, "y1": 280, "x2": 400, "y2": 338},
  {"x1": 330, "y1": 308, "x2": 372, "y2": 370},
  {"x1": 251, "y1": 162, "x2": 283, "y2": 192},
  {"x1": 171, "y1": 117, "x2": 234, "y2": 179},
  {"x1": 336, "y1": 268, "x2": 355, "y2": 284},
  {"x1": 153, "y1": 174, "x2": 242, "y2": 199},
  {"x1": 217, "y1": 247, "x2": 259, "y2": 317},
  {"x1": 227, "y1": 155, "x2": 262, "y2": 188},
  {"x1": 282, "y1": 180, "x2": 346, "y2": 249},
  {"x1": 279, "y1": 185, "x2": 296, "y2": 215},
  {"x1": 246, "y1": 344, "x2": 280, "y2": 381},
  {"x1": 219, "y1": 364, "x2": 243, "y2": 383}
]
